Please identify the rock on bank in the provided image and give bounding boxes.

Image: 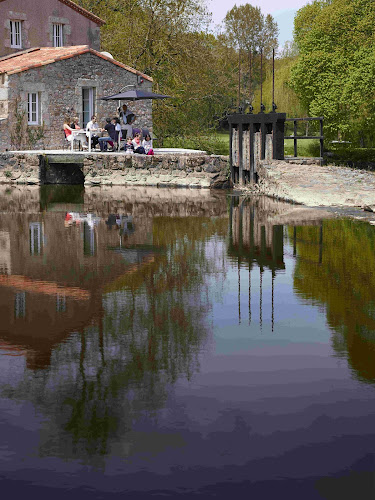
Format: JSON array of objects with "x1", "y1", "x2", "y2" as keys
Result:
[{"x1": 252, "y1": 161, "x2": 375, "y2": 208}]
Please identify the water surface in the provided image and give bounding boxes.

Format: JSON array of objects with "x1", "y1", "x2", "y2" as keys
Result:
[{"x1": 0, "y1": 185, "x2": 375, "y2": 499}]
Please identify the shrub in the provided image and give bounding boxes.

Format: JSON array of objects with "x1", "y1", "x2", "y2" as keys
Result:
[{"x1": 161, "y1": 134, "x2": 229, "y2": 156}]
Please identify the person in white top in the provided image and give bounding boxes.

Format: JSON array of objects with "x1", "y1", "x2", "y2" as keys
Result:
[
  {"x1": 86, "y1": 115, "x2": 103, "y2": 148},
  {"x1": 142, "y1": 134, "x2": 154, "y2": 155}
]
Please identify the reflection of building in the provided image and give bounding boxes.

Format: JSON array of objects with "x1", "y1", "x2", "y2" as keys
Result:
[
  {"x1": 0, "y1": 186, "x2": 229, "y2": 462},
  {"x1": 0, "y1": 208, "x2": 156, "y2": 369},
  {"x1": 29, "y1": 222, "x2": 44, "y2": 255},
  {"x1": 0, "y1": 185, "x2": 229, "y2": 372},
  {"x1": 0, "y1": 231, "x2": 11, "y2": 274}
]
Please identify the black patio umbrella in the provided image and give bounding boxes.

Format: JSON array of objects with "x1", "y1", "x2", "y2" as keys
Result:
[{"x1": 101, "y1": 89, "x2": 172, "y2": 101}]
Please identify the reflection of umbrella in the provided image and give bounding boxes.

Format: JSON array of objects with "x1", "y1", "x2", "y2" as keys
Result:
[{"x1": 101, "y1": 89, "x2": 172, "y2": 101}]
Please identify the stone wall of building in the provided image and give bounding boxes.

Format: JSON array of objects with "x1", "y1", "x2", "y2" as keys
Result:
[
  {"x1": 0, "y1": 52, "x2": 153, "y2": 151},
  {"x1": 0, "y1": 152, "x2": 231, "y2": 188},
  {"x1": 0, "y1": 0, "x2": 102, "y2": 57}
]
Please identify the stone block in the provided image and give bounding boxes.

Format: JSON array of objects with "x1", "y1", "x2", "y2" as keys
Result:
[{"x1": 204, "y1": 163, "x2": 222, "y2": 173}]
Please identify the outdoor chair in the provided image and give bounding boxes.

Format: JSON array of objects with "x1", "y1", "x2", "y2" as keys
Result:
[
  {"x1": 62, "y1": 131, "x2": 84, "y2": 151},
  {"x1": 117, "y1": 129, "x2": 126, "y2": 151}
]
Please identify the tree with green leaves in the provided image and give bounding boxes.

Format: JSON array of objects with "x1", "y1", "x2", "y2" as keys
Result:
[
  {"x1": 223, "y1": 4, "x2": 278, "y2": 55},
  {"x1": 290, "y1": 0, "x2": 375, "y2": 145},
  {"x1": 76, "y1": 0, "x2": 238, "y2": 139}
]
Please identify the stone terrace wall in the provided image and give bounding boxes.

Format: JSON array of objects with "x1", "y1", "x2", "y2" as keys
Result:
[
  {"x1": 0, "y1": 152, "x2": 231, "y2": 188},
  {"x1": 82, "y1": 153, "x2": 230, "y2": 188},
  {"x1": 0, "y1": 152, "x2": 40, "y2": 184}
]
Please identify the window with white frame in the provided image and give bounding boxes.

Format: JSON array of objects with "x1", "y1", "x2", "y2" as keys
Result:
[
  {"x1": 27, "y1": 93, "x2": 39, "y2": 125},
  {"x1": 10, "y1": 20, "x2": 22, "y2": 48},
  {"x1": 53, "y1": 23, "x2": 64, "y2": 47}
]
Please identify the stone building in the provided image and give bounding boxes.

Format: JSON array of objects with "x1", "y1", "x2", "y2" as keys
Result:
[
  {"x1": 0, "y1": 0, "x2": 104, "y2": 56},
  {"x1": 0, "y1": 46, "x2": 153, "y2": 150},
  {"x1": 0, "y1": 1, "x2": 154, "y2": 151}
]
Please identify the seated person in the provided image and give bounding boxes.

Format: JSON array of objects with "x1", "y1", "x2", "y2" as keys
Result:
[
  {"x1": 63, "y1": 117, "x2": 74, "y2": 142},
  {"x1": 132, "y1": 133, "x2": 146, "y2": 154},
  {"x1": 124, "y1": 137, "x2": 134, "y2": 154},
  {"x1": 69, "y1": 116, "x2": 87, "y2": 150},
  {"x1": 86, "y1": 115, "x2": 103, "y2": 148},
  {"x1": 142, "y1": 134, "x2": 154, "y2": 155},
  {"x1": 70, "y1": 117, "x2": 81, "y2": 130},
  {"x1": 118, "y1": 104, "x2": 136, "y2": 139},
  {"x1": 98, "y1": 117, "x2": 116, "y2": 151}
]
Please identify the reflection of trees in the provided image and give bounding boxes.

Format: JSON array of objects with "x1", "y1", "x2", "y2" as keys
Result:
[
  {"x1": 2, "y1": 216, "x2": 227, "y2": 465},
  {"x1": 290, "y1": 220, "x2": 375, "y2": 384}
]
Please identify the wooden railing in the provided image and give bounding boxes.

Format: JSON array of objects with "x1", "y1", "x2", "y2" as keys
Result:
[{"x1": 285, "y1": 116, "x2": 324, "y2": 162}]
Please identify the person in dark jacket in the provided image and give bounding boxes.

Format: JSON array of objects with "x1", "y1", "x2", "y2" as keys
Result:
[{"x1": 98, "y1": 118, "x2": 116, "y2": 151}]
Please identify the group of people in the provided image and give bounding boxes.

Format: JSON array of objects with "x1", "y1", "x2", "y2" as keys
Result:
[{"x1": 63, "y1": 103, "x2": 153, "y2": 154}]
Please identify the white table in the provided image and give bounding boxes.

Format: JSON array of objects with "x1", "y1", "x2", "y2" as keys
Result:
[{"x1": 71, "y1": 130, "x2": 91, "y2": 152}]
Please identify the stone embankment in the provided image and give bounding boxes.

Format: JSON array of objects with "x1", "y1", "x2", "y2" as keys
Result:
[
  {"x1": 0, "y1": 152, "x2": 231, "y2": 189},
  {"x1": 82, "y1": 153, "x2": 230, "y2": 188},
  {"x1": 254, "y1": 161, "x2": 375, "y2": 210}
]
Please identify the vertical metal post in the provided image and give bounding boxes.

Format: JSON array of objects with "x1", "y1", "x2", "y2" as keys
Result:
[
  {"x1": 320, "y1": 117, "x2": 324, "y2": 165},
  {"x1": 238, "y1": 48, "x2": 241, "y2": 112},
  {"x1": 260, "y1": 48, "x2": 265, "y2": 112},
  {"x1": 249, "y1": 50, "x2": 253, "y2": 114},
  {"x1": 272, "y1": 48, "x2": 277, "y2": 112},
  {"x1": 293, "y1": 120, "x2": 297, "y2": 157}
]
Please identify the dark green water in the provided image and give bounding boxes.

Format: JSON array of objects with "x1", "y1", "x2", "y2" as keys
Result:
[{"x1": 0, "y1": 185, "x2": 375, "y2": 499}]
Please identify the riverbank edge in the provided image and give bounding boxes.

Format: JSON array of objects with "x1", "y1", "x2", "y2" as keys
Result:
[
  {"x1": 0, "y1": 151, "x2": 232, "y2": 189},
  {"x1": 234, "y1": 161, "x2": 375, "y2": 222}
]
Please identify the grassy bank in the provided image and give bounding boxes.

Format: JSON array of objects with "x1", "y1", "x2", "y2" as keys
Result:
[
  {"x1": 162, "y1": 133, "x2": 321, "y2": 157},
  {"x1": 161, "y1": 135, "x2": 375, "y2": 164}
]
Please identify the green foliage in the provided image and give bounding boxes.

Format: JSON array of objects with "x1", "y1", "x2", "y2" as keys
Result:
[
  {"x1": 223, "y1": 4, "x2": 278, "y2": 55},
  {"x1": 328, "y1": 143, "x2": 375, "y2": 166},
  {"x1": 162, "y1": 133, "x2": 229, "y2": 155},
  {"x1": 251, "y1": 55, "x2": 307, "y2": 117},
  {"x1": 284, "y1": 138, "x2": 321, "y2": 157},
  {"x1": 75, "y1": 1, "x2": 281, "y2": 137},
  {"x1": 9, "y1": 97, "x2": 45, "y2": 150},
  {"x1": 77, "y1": 0, "x2": 235, "y2": 136},
  {"x1": 290, "y1": 219, "x2": 375, "y2": 383},
  {"x1": 290, "y1": 0, "x2": 375, "y2": 145}
]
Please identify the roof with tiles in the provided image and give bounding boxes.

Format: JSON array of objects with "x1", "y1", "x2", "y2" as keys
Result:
[
  {"x1": 58, "y1": 0, "x2": 105, "y2": 26},
  {"x1": 0, "y1": 46, "x2": 153, "y2": 81}
]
